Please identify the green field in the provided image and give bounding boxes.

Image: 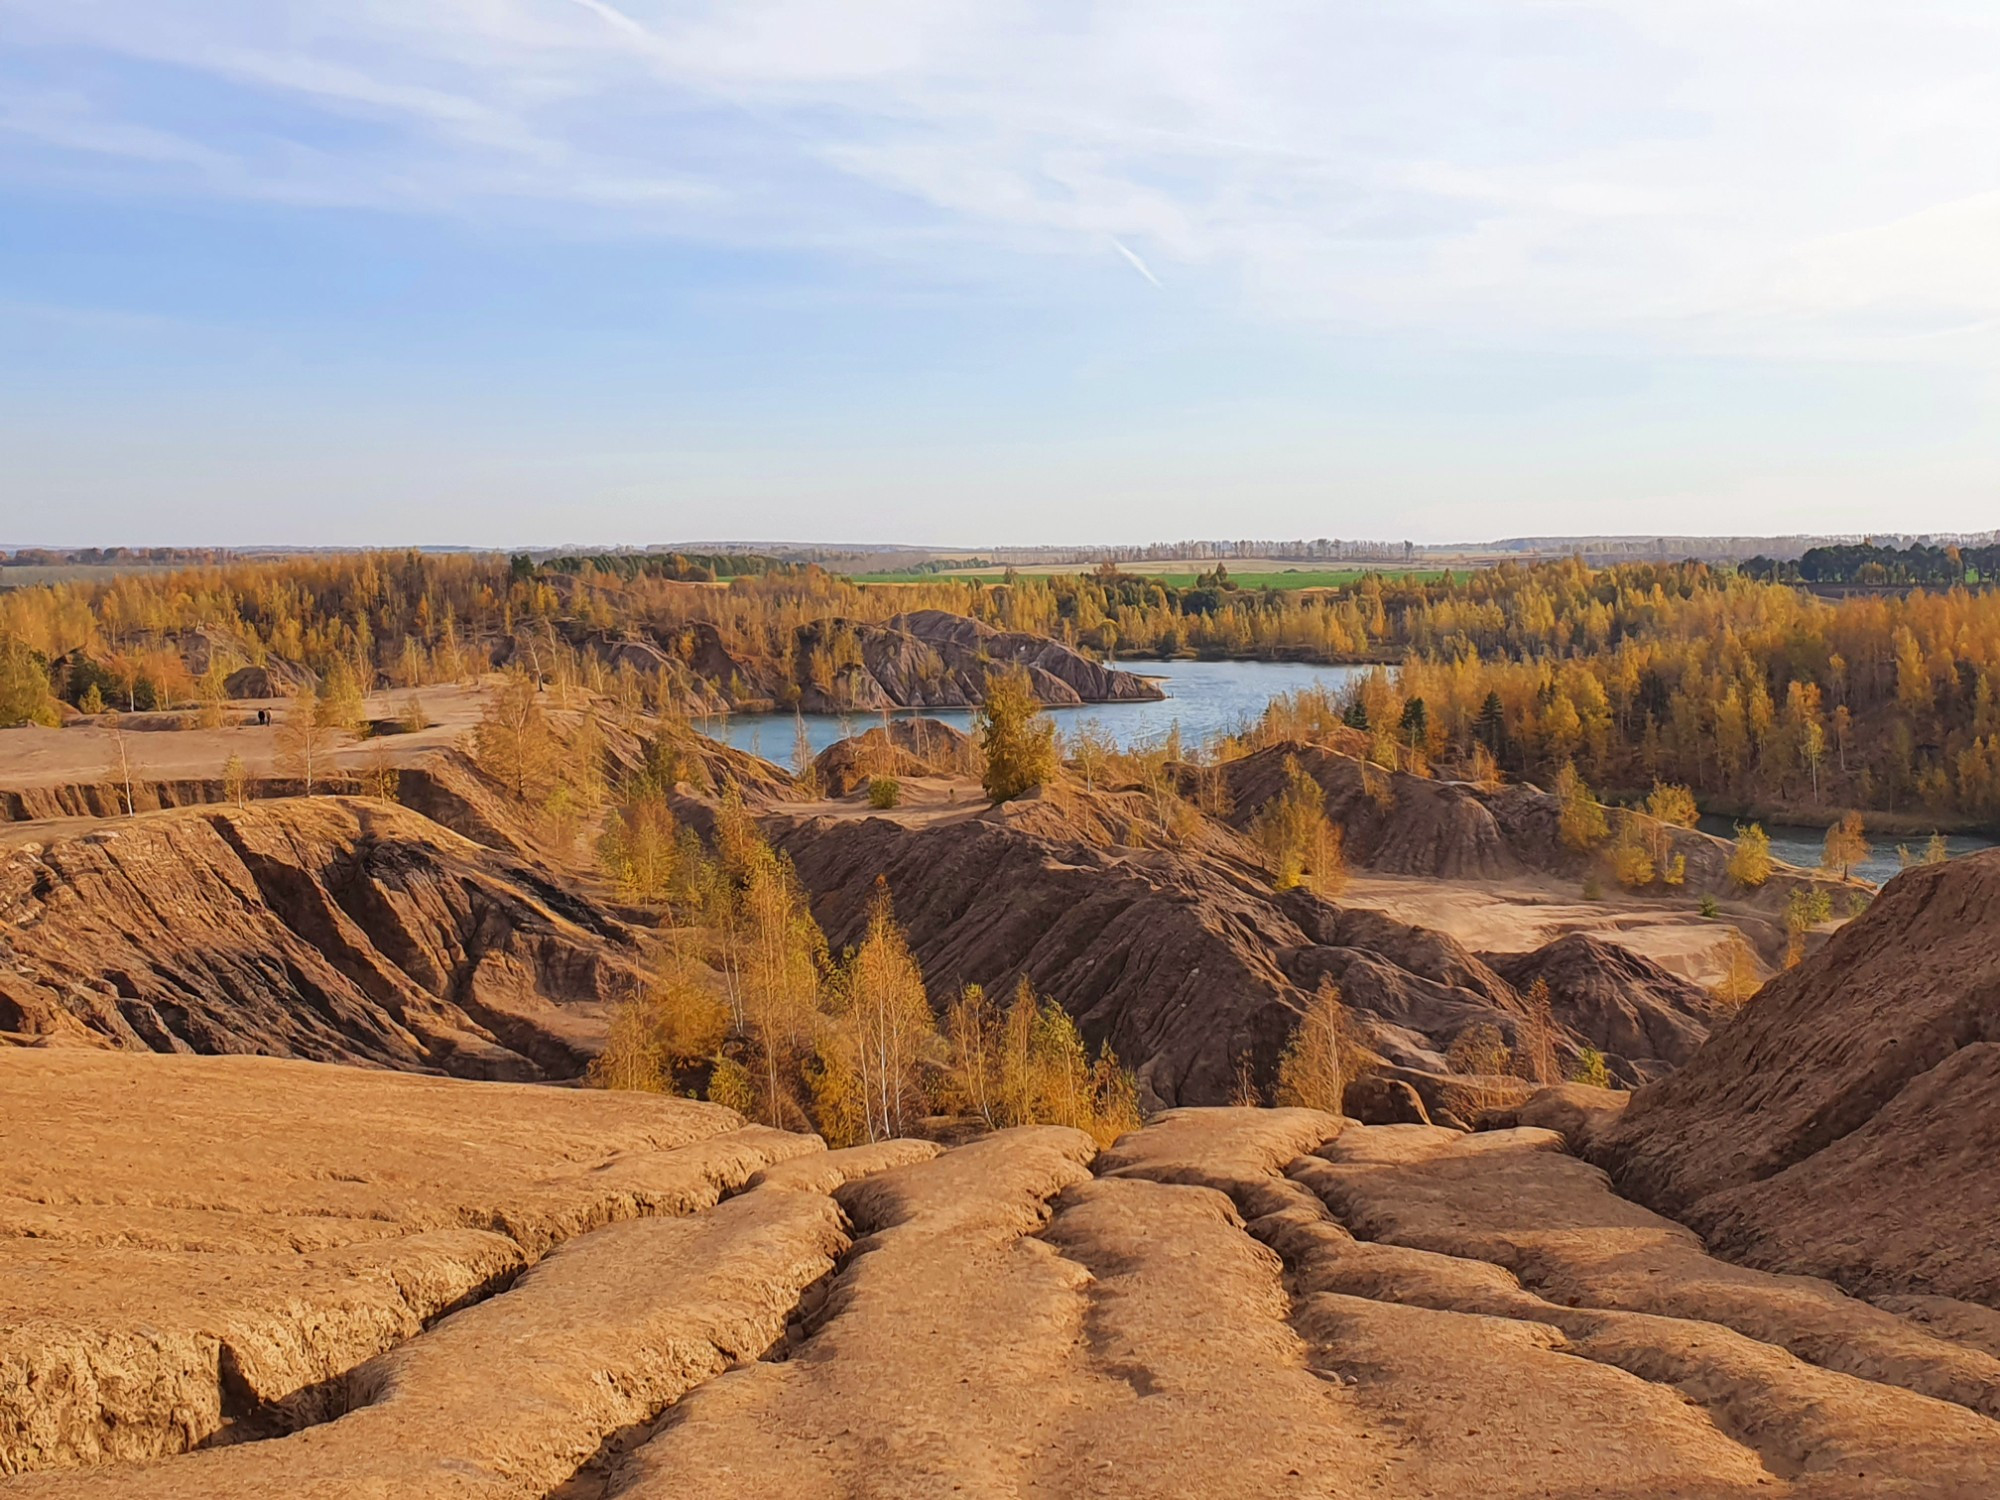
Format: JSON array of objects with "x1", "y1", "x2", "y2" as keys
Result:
[{"x1": 845, "y1": 566, "x2": 1448, "y2": 589}]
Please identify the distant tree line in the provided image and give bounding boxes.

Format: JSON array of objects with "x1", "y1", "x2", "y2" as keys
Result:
[
  {"x1": 1742, "y1": 542, "x2": 2000, "y2": 588},
  {"x1": 527, "y1": 551, "x2": 788, "y2": 584},
  {"x1": 0, "y1": 547, "x2": 235, "y2": 568}
]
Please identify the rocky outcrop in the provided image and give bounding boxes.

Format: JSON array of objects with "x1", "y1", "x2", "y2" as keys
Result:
[
  {"x1": 1485, "y1": 933, "x2": 1722, "y2": 1084},
  {"x1": 221, "y1": 660, "x2": 315, "y2": 699},
  {"x1": 887, "y1": 609, "x2": 1163, "y2": 705},
  {"x1": 0, "y1": 799, "x2": 645, "y2": 1078},
  {"x1": 1593, "y1": 849, "x2": 2000, "y2": 1306},
  {"x1": 781, "y1": 612, "x2": 1163, "y2": 714}
]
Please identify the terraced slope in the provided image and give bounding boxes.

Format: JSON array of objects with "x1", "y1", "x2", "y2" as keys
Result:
[{"x1": 11, "y1": 1053, "x2": 1998, "y2": 1497}]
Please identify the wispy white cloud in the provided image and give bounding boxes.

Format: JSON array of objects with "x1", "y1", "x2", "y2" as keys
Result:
[{"x1": 4, "y1": 1, "x2": 2000, "y2": 361}]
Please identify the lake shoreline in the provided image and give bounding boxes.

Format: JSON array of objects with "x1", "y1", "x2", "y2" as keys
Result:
[
  {"x1": 692, "y1": 658, "x2": 1375, "y2": 766},
  {"x1": 1687, "y1": 800, "x2": 2000, "y2": 840}
]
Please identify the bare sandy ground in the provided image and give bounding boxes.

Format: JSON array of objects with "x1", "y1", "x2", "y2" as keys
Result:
[
  {"x1": 0, "y1": 684, "x2": 494, "y2": 789},
  {"x1": 1340, "y1": 872, "x2": 1754, "y2": 986},
  {"x1": 11, "y1": 1069, "x2": 1998, "y2": 1496},
  {"x1": 784, "y1": 774, "x2": 988, "y2": 827}
]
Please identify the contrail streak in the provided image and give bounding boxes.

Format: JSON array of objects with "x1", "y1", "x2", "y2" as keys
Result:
[{"x1": 1111, "y1": 237, "x2": 1163, "y2": 288}]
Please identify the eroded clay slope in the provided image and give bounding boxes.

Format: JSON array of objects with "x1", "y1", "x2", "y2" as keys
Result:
[
  {"x1": 1487, "y1": 931, "x2": 1723, "y2": 1079},
  {"x1": 579, "y1": 608, "x2": 1163, "y2": 714},
  {"x1": 0, "y1": 1049, "x2": 839, "y2": 1476},
  {"x1": 14, "y1": 1070, "x2": 2000, "y2": 1498},
  {"x1": 767, "y1": 788, "x2": 1706, "y2": 1103},
  {"x1": 1594, "y1": 849, "x2": 2000, "y2": 1306},
  {"x1": 1218, "y1": 740, "x2": 1827, "y2": 906},
  {"x1": 610, "y1": 1108, "x2": 2000, "y2": 1499},
  {"x1": 0, "y1": 798, "x2": 644, "y2": 1077},
  {"x1": 809, "y1": 718, "x2": 974, "y2": 796}
]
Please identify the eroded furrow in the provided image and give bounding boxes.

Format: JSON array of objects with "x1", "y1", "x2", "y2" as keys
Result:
[
  {"x1": 0, "y1": 1051, "x2": 819, "y2": 1476},
  {"x1": 1104, "y1": 1108, "x2": 1782, "y2": 1498},
  {"x1": 18, "y1": 1079, "x2": 2000, "y2": 1499},
  {"x1": 604, "y1": 1126, "x2": 1099, "y2": 1500},
  {"x1": 7, "y1": 1147, "x2": 938, "y2": 1500},
  {"x1": 1283, "y1": 1121, "x2": 2000, "y2": 1495},
  {"x1": 1029, "y1": 1173, "x2": 1372, "y2": 1498},
  {"x1": 1303, "y1": 1124, "x2": 2000, "y2": 1423}
]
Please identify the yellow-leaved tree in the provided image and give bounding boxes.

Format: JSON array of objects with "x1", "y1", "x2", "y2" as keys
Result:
[
  {"x1": 1251, "y1": 754, "x2": 1347, "y2": 897},
  {"x1": 941, "y1": 983, "x2": 1002, "y2": 1129},
  {"x1": 1511, "y1": 977, "x2": 1559, "y2": 1084},
  {"x1": 591, "y1": 943, "x2": 731, "y2": 1095},
  {"x1": 0, "y1": 637, "x2": 59, "y2": 728},
  {"x1": 275, "y1": 680, "x2": 336, "y2": 794},
  {"x1": 1608, "y1": 812, "x2": 1656, "y2": 889},
  {"x1": 1821, "y1": 811, "x2": 1871, "y2": 881},
  {"x1": 975, "y1": 664, "x2": 1059, "y2": 803},
  {"x1": 736, "y1": 844, "x2": 826, "y2": 1132},
  {"x1": 1643, "y1": 780, "x2": 1697, "y2": 884},
  {"x1": 980, "y1": 977, "x2": 1141, "y2": 1147},
  {"x1": 818, "y1": 883, "x2": 937, "y2": 1145},
  {"x1": 315, "y1": 656, "x2": 368, "y2": 732},
  {"x1": 1274, "y1": 979, "x2": 1353, "y2": 1114},
  {"x1": 1711, "y1": 929, "x2": 1763, "y2": 1009},
  {"x1": 473, "y1": 671, "x2": 556, "y2": 803},
  {"x1": 1727, "y1": 823, "x2": 1773, "y2": 889},
  {"x1": 1554, "y1": 761, "x2": 1608, "y2": 852}
]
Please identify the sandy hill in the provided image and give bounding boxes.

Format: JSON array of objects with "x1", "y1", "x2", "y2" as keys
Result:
[
  {"x1": 0, "y1": 798, "x2": 642, "y2": 1078},
  {"x1": 1593, "y1": 849, "x2": 2000, "y2": 1317},
  {"x1": 809, "y1": 717, "x2": 975, "y2": 796},
  {"x1": 10, "y1": 1054, "x2": 2000, "y2": 1495},
  {"x1": 559, "y1": 607, "x2": 1162, "y2": 715},
  {"x1": 760, "y1": 776, "x2": 1723, "y2": 1103},
  {"x1": 1216, "y1": 740, "x2": 1827, "y2": 903}
]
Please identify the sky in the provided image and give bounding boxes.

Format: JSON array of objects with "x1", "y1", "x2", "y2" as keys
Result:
[{"x1": 4, "y1": 1, "x2": 2000, "y2": 548}]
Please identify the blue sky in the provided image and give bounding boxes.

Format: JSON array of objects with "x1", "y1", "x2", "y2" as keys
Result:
[{"x1": 4, "y1": 1, "x2": 1999, "y2": 547}]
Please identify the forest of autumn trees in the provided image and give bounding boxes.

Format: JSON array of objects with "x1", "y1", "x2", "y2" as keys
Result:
[{"x1": 4, "y1": 549, "x2": 2000, "y2": 821}]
